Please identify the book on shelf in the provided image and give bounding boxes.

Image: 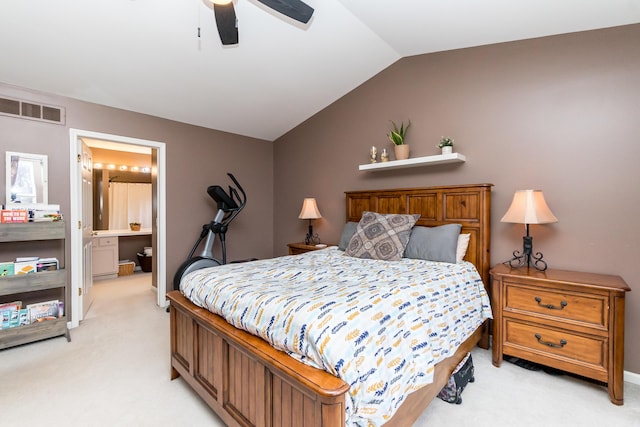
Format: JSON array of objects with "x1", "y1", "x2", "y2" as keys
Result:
[
  {"x1": 7, "y1": 309, "x2": 19, "y2": 328},
  {"x1": 0, "y1": 301, "x2": 22, "y2": 312},
  {"x1": 0, "y1": 209, "x2": 28, "y2": 223},
  {"x1": 26, "y1": 300, "x2": 61, "y2": 323},
  {"x1": 14, "y1": 260, "x2": 38, "y2": 275},
  {"x1": 0, "y1": 261, "x2": 14, "y2": 276},
  {"x1": 37, "y1": 257, "x2": 59, "y2": 272},
  {"x1": 15, "y1": 256, "x2": 39, "y2": 262},
  {"x1": 1, "y1": 310, "x2": 11, "y2": 329},
  {"x1": 0, "y1": 301, "x2": 22, "y2": 330},
  {"x1": 33, "y1": 213, "x2": 63, "y2": 222},
  {"x1": 18, "y1": 309, "x2": 29, "y2": 326}
]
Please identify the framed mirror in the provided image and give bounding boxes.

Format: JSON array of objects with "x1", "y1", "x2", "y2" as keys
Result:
[{"x1": 5, "y1": 151, "x2": 48, "y2": 205}]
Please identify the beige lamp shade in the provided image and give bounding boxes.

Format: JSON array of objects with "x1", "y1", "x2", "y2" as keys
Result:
[
  {"x1": 298, "y1": 198, "x2": 322, "y2": 220},
  {"x1": 501, "y1": 190, "x2": 557, "y2": 224}
]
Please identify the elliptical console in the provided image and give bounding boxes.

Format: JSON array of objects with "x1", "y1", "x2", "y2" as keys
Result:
[{"x1": 173, "y1": 173, "x2": 246, "y2": 290}]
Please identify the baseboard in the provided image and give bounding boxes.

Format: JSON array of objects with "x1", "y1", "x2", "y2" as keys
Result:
[{"x1": 625, "y1": 370, "x2": 640, "y2": 386}]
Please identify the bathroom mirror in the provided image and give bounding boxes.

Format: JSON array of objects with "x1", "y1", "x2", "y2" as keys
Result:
[{"x1": 5, "y1": 151, "x2": 48, "y2": 205}]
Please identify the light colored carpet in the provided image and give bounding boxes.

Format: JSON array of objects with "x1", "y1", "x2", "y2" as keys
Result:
[{"x1": 2, "y1": 274, "x2": 639, "y2": 426}]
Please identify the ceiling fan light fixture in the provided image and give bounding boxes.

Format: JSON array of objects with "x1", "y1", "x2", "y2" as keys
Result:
[{"x1": 206, "y1": 0, "x2": 314, "y2": 46}]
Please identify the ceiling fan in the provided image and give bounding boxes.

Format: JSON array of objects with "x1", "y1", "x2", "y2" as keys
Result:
[{"x1": 207, "y1": 0, "x2": 314, "y2": 45}]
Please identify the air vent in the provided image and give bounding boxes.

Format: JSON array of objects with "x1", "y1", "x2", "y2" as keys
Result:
[{"x1": 0, "y1": 95, "x2": 65, "y2": 125}]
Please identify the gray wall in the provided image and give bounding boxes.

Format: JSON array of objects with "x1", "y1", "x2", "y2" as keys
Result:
[
  {"x1": 273, "y1": 24, "x2": 640, "y2": 373},
  {"x1": 0, "y1": 83, "x2": 274, "y2": 300}
]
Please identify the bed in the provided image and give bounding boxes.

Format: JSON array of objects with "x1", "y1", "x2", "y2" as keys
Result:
[{"x1": 167, "y1": 183, "x2": 492, "y2": 427}]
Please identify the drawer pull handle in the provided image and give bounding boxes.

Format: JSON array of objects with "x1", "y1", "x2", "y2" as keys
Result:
[
  {"x1": 535, "y1": 297, "x2": 567, "y2": 310},
  {"x1": 535, "y1": 333, "x2": 567, "y2": 348}
]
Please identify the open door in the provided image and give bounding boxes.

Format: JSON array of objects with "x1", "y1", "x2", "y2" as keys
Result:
[
  {"x1": 81, "y1": 141, "x2": 95, "y2": 317},
  {"x1": 69, "y1": 129, "x2": 167, "y2": 328}
]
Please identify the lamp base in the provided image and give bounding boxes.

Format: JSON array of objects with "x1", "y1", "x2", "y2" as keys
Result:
[
  {"x1": 304, "y1": 220, "x2": 320, "y2": 245},
  {"x1": 503, "y1": 235, "x2": 548, "y2": 271}
]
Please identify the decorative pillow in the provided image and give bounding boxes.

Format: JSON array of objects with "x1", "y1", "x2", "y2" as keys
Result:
[
  {"x1": 456, "y1": 233, "x2": 471, "y2": 263},
  {"x1": 404, "y1": 224, "x2": 462, "y2": 263},
  {"x1": 338, "y1": 222, "x2": 359, "y2": 251},
  {"x1": 345, "y1": 212, "x2": 418, "y2": 261}
]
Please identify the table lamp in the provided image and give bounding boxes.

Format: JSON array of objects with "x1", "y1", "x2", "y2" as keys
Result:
[
  {"x1": 501, "y1": 189, "x2": 557, "y2": 271},
  {"x1": 298, "y1": 198, "x2": 322, "y2": 245}
]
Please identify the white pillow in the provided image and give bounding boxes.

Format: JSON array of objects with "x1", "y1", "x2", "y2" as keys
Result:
[{"x1": 456, "y1": 234, "x2": 471, "y2": 263}]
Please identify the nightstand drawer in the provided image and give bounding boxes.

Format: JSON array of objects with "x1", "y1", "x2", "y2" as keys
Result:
[
  {"x1": 289, "y1": 246, "x2": 308, "y2": 255},
  {"x1": 504, "y1": 319, "x2": 606, "y2": 370},
  {"x1": 492, "y1": 265, "x2": 629, "y2": 405},
  {"x1": 505, "y1": 282, "x2": 607, "y2": 328}
]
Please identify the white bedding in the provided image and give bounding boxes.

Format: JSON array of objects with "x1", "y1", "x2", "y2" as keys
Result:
[{"x1": 181, "y1": 247, "x2": 492, "y2": 427}]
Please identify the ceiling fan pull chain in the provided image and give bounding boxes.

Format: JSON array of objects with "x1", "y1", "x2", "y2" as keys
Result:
[{"x1": 197, "y1": 2, "x2": 201, "y2": 39}]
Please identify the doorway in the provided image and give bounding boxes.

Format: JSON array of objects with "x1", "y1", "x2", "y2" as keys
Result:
[{"x1": 69, "y1": 129, "x2": 167, "y2": 328}]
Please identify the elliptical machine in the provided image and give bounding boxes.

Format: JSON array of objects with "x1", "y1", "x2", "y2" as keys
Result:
[{"x1": 173, "y1": 173, "x2": 246, "y2": 290}]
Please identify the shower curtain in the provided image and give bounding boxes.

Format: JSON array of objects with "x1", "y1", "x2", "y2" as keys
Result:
[{"x1": 108, "y1": 182, "x2": 152, "y2": 230}]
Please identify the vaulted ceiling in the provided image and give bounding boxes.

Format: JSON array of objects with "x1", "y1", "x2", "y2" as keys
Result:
[{"x1": 1, "y1": 0, "x2": 638, "y2": 141}]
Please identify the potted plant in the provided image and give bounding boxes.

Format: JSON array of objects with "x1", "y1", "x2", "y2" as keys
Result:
[
  {"x1": 438, "y1": 136, "x2": 454, "y2": 154},
  {"x1": 388, "y1": 120, "x2": 411, "y2": 160},
  {"x1": 129, "y1": 222, "x2": 141, "y2": 231}
]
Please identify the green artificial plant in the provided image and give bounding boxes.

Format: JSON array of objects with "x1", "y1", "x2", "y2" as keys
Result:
[
  {"x1": 388, "y1": 120, "x2": 411, "y2": 145},
  {"x1": 438, "y1": 136, "x2": 454, "y2": 148}
]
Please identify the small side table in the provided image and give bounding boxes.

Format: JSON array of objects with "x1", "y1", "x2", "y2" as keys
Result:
[
  {"x1": 287, "y1": 242, "x2": 330, "y2": 255},
  {"x1": 490, "y1": 264, "x2": 630, "y2": 405}
]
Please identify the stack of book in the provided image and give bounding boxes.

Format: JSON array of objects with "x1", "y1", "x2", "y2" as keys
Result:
[
  {"x1": 0, "y1": 300, "x2": 63, "y2": 330},
  {"x1": 0, "y1": 203, "x2": 62, "y2": 222},
  {"x1": 0, "y1": 257, "x2": 59, "y2": 276}
]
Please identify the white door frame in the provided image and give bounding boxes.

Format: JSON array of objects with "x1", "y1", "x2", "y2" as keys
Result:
[{"x1": 68, "y1": 129, "x2": 167, "y2": 328}]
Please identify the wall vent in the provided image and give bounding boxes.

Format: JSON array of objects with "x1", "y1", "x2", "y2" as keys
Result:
[{"x1": 0, "y1": 95, "x2": 65, "y2": 125}]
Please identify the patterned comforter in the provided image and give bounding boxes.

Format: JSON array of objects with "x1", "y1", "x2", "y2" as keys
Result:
[{"x1": 180, "y1": 246, "x2": 492, "y2": 427}]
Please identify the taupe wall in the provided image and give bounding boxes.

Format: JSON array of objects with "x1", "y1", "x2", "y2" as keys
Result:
[
  {"x1": 0, "y1": 84, "x2": 274, "y2": 301},
  {"x1": 273, "y1": 24, "x2": 640, "y2": 373},
  {"x1": 2, "y1": 24, "x2": 638, "y2": 374}
]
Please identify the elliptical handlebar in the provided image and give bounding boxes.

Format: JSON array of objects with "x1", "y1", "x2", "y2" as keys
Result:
[
  {"x1": 227, "y1": 173, "x2": 246, "y2": 204},
  {"x1": 207, "y1": 173, "x2": 246, "y2": 226},
  {"x1": 185, "y1": 173, "x2": 246, "y2": 261}
]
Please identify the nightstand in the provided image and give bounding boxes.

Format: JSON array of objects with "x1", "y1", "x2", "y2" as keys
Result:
[
  {"x1": 287, "y1": 242, "x2": 329, "y2": 255},
  {"x1": 490, "y1": 264, "x2": 630, "y2": 405}
]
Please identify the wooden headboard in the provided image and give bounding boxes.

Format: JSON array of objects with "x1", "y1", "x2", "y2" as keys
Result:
[{"x1": 345, "y1": 183, "x2": 493, "y2": 288}]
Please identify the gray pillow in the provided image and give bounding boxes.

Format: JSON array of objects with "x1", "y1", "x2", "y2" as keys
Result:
[
  {"x1": 404, "y1": 224, "x2": 462, "y2": 263},
  {"x1": 338, "y1": 222, "x2": 359, "y2": 251}
]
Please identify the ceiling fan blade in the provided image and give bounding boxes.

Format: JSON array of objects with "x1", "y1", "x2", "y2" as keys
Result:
[
  {"x1": 256, "y1": 0, "x2": 314, "y2": 24},
  {"x1": 214, "y1": 3, "x2": 238, "y2": 45}
]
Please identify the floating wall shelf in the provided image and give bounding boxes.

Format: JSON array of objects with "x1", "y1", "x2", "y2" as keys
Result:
[{"x1": 359, "y1": 153, "x2": 466, "y2": 171}]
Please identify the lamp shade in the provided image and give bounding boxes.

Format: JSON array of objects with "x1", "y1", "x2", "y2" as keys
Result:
[
  {"x1": 298, "y1": 198, "x2": 322, "y2": 220},
  {"x1": 501, "y1": 190, "x2": 558, "y2": 225}
]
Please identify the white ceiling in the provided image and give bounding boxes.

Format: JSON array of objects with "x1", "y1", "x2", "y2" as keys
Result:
[{"x1": 1, "y1": 0, "x2": 639, "y2": 141}]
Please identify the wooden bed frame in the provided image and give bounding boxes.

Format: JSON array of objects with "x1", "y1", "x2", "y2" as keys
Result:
[{"x1": 167, "y1": 183, "x2": 492, "y2": 427}]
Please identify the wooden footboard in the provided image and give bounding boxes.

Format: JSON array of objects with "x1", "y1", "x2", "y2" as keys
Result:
[
  {"x1": 168, "y1": 290, "x2": 484, "y2": 427},
  {"x1": 169, "y1": 290, "x2": 349, "y2": 427}
]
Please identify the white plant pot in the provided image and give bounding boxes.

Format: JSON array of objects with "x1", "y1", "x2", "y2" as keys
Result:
[{"x1": 441, "y1": 146, "x2": 453, "y2": 155}]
